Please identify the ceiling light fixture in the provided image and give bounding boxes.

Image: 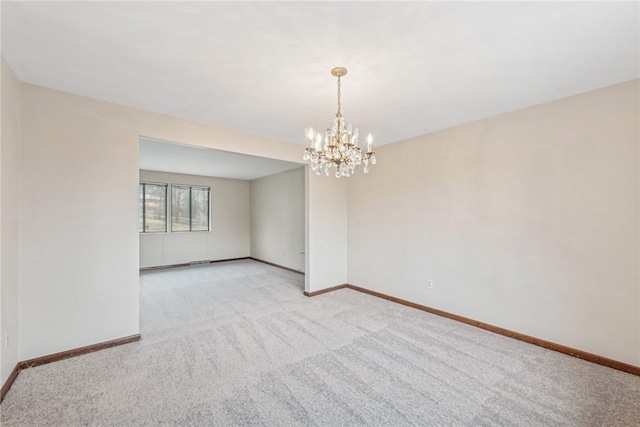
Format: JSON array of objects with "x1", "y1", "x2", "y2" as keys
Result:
[{"x1": 303, "y1": 67, "x2": 376, "y2": 178}]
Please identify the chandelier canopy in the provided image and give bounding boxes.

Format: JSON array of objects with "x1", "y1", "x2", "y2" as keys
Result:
[{"x1": 303, "y1": 67, "x2": 376, "y2": 178}]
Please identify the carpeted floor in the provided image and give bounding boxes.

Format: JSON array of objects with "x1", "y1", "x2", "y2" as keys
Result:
[{"x1": 1, "y1": 259, "x2": 639, "y2": 426}]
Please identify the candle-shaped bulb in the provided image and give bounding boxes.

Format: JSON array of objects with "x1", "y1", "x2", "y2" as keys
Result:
[
  {"x1": 315, "y1": 133, "x2": 322, "y2": 150},
  {"x1": 367, "y1": 133, "x2": 373, "y2": 152},
  {"x1": 307, "y1": 128, "x2": 315, "y2": 141}
]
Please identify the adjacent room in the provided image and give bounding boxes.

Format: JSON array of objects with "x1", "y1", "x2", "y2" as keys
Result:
[
  {"x1": 1, "y1": 1, "x2": 638, "y2": 425},
  {"x1": 137, "y1": 137, "x2": 305, "y2": 274}
]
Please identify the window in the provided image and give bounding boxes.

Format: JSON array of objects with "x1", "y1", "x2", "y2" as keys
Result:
[
  {"x1": 139, "y1": 183, "x2": 167, "y2": 233},
  {"x1": 171, "y1": 185, "x2": 210, "y2": 232}
]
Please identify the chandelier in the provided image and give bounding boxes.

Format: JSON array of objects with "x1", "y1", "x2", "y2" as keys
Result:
[{"x1": 303, "y1": 67, "x2": 376, "y2": 178}]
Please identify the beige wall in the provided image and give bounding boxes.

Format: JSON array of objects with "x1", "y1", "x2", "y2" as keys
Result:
[
  {"x1": 140, "y1": 170, "x2": 250, "y2": 268},
  {"x1": 306, "y1": 168, "x2": 348, "y2": 293},
  {"x1": 1, "y1": 60, "x2": 21, "y2": 385},
  {"x1": 348, "y1": 79, "x2": 640, "y2": 366},
  {"x1": 19, "y1": 83, "x2": 305, "y2": 361},
  {"x1": 250, "y1": 167, "x2": 305, "y2": 272}
]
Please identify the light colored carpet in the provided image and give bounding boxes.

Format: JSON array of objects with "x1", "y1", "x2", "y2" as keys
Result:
[{"x1": 1, "y1": 259, "x2": 638, "y2": 426}]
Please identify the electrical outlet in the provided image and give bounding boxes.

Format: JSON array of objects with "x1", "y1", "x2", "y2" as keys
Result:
[
  {"x1": 4, "y1": 332, "x2": 9, "y2": 348},
  {"x1": 426, "y1": 279, "x2": 433, "y2": 290}
]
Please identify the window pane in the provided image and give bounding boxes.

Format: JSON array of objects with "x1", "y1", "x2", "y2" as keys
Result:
[
  {"x1": 138, "y1": 184, "x2": 144, "y2": 232},
  {"x1": 191, "y1": 187, "x2": 209, "y2": 231},
  {"x1": 144, "y1": 184, "x2": 167, "y2": 232},
  {"x1": 171, "y1": 186, "x2": 190, "y2": 231}
]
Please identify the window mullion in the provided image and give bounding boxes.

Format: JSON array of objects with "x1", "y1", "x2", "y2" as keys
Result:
[
  {"x1": 142, "y1": 184, "x2": 146, "y2": 232},
  {"x1": 164, "y1": 184, "x2": 168, "y2": 233},
  {"x1": 189, "y1": 186, "x2": 193, "y2": 232}
]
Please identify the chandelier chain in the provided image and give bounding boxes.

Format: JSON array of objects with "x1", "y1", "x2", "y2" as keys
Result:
[{"x1": 336, "y1": 76, "x2": 342, "y2": 118}]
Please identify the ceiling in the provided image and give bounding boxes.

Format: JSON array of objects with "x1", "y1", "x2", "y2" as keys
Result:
[
  {"x1": 139, "y1": 137, "x2": 301, "y2": 180},
  {"x1": 3, "y1": 2, "x2": 639, "y2": 147}
]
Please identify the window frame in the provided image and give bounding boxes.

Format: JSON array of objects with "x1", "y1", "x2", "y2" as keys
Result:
[
  {"x1": 170, "y1": 183, "x2": 211, "y2": 233},
  {"x1": 139, "y1": 182, "x2": 168, "y2": 233}
]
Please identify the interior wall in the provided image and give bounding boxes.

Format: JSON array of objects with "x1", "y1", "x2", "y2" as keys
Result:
[
  {"x1": 348, "y1": 79, "x2": 640, "y2": 366},
  {"x1": 1, "y1": 59, "x2": 21, "y2": 385},
  {"x1": 19, "y1": 83, "x2": 305, "y2": 361},
  {"x1": 305, "y1": 168, "x2": 348, "y2": 293},
  {"x1": 16, "y1": 69, "x2": 636, "y2": 371},
  {"x1": 250, "y1": 167, "x2": 305, "y2": 272},
  {"x1": 139, "y1": 170, "x2": 250, "y2": 268}
]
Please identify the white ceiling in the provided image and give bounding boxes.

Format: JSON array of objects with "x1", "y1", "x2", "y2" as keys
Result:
[
  {"x1": 3, "y1": 2, "x2": 639, "y2": 147},
  {"x1": 139, "y1": 137, "x2": 301, "y2": 180}
]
